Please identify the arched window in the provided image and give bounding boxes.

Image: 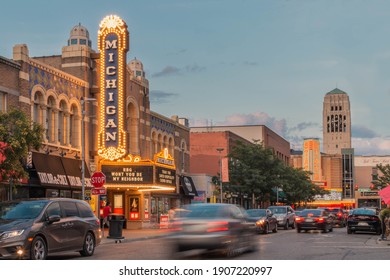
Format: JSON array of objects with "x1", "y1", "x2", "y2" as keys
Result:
[
  {"x1": 33, "y1": 92, "x2": 44, "y2": 126},
  {"x1": 151, "y1": 131, "x2": 157, "y2": 156},
  {"x1": 47, "y1": 97, "x2": 56, "y2": 142},
  {"x1": 69, "y1": 104, "x2": 80, "y2": 148},
  {"x1": 58, "y1": 100, "x2": 68, "y2": 145}
]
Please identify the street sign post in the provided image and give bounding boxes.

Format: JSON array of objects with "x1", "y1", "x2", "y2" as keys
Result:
[
  {"x1": 91, "y1": 171, "x2": 106, "y2": 188},
  {"x1": 91, "y1": 188, "x2": 107, "y2": 195}
]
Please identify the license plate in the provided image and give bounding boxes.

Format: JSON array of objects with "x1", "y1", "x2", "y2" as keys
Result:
[
  {"x1": 306, "y1": 218, "x2": 313, "y2": 222},
  {"x1": 358, "y1": 222, "x2": 368, "y2": 226}
]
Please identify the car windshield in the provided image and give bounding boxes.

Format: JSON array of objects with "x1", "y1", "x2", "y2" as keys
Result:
[
  {"x1": 0, "y1": 201, "x2": 47, "y2": 220},
  {"x1": 300, "y1": 210, "x2": 322, "y2": 217},
  {"x1": 352, "y1": 209, "x2": 376, "y2": 216},
  {"x1": 247, "y1": 209, "x2": 267, "y2": 217},
  {"x1": 268, "y1": 207, "x2": 287, "y2": 214}
]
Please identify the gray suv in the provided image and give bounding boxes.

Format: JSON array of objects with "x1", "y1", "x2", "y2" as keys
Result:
[
  {"x1": 267, "y1": 206, "x2": 296, "y2": 230},
  {"x1": 0, "y1": 198, "x2": 101, "y2": 259}
]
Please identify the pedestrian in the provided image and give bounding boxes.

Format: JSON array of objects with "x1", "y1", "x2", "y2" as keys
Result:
[
  {"x1": 102, "y1": 201, "x2": 112, "y2": 228},
  {"x1": 379, "y1": 203, "x2": 390, "y2": 240}
]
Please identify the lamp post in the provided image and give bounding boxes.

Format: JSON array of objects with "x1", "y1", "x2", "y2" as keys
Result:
[
  {"x1": 216, "y1": 148, "x2": 224, "y2": 203},
  {"x1": 81, "y1": 97, "x2": 96, "y2": 200}
]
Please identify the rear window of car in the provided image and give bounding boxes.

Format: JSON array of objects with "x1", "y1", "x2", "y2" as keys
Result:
[
  {"x1": 300, "y1": 210, "x2": 323, "y2": 217},
  {"x1": 268, "y1": 207, "x2": 287, "y2": 214},
  {"x1": 352, "y1": 209, "x2": 376, "y2": 215},
  {"x1": 183, "y1": 205, "x2": 234, "y2": 219},
  {"x1": 77, "y1": 202, "x2": 94, "y2": 218},
  {"x1": 247, "y1": 209, "x2": 267, "y2": 217}
]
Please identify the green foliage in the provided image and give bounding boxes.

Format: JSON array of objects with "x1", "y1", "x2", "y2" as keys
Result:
[
  {"x1": 227, "y1": 140, "x2": 328, "y2": 207},
  {"x1": 0, "y1": 108, "x2": 43, "y2": 181},
  {"x1": 373, "y1": 164, "x2": 390, "y2": 189}
]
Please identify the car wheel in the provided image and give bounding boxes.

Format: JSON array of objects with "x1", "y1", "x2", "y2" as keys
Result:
[
  {"x1": 329, "y1": 225, "x2": 333, "y2": 232},
  {"x1": 291, "y1": 220, "x2": 295, "y2": 229},
  {"x1": 80, "y1": 232, "x2": 96, "y2": 257},
  {"x1": 225, "y1": 235, "x2": 239, "y2": 257},
  {"x1": 30, "y1": 236, "x2": 47, "y2": 260},
  {"x1": 284, "y1": 221, "x2": 289, "y2": 230},
  {"x1": 347, "y1": 227, "x2": 352, "y2": 234},
  {"x1": 263, "y1": 223, "x2": 269, "y2": 234},
  {"x1": 272, "y1": 223, "x2": 278, "y2": 233},
  {"x1": 246, "y1": 233, "x2": 258, "y2": 253},
  {"x1": 297, "y1": 227, "x2": 301, "y2": 233},
  {"x1": 322, "y1": 225, "x2": 328, "y2": 233}
]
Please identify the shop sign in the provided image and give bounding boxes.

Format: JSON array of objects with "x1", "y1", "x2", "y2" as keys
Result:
[
  {"x1": 155, "y1": 166, "x2": 176, "y2": 186},
  {"x1": 101, "y1": 165, "x2": 153, "y2": 184}
]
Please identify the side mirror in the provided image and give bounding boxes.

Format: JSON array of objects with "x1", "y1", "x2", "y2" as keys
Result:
[{"x1": 47, "y1": 215, "x2": 61, "y2": 224}]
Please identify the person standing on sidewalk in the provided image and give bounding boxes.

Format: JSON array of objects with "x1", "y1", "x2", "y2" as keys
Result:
[
  {"x1": 102, "y1": 201, "x2": 112, "y2": 228},
  {"x1": 379, "y1": 203, "x2": 390, "y2": 240}
]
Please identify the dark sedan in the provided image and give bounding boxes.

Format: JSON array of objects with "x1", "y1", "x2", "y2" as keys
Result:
[
  {"x1": 347, "y1": 208, "x2": 381, "y2": 235},
  {"x1": 246, "y1": 209, "x2": 278, "y2": 234},
  {"x1": 169, "y1": 203, "x2": 257, "y2": 258},
  {"x1": 295, "y1": 209, "x2": 334, "y2": 233},
  {"x1": 318, "y1": 207, "x2": 346, "y2": 227}
]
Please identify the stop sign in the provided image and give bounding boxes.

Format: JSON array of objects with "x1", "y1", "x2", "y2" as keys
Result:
[{"x1": 91, "y1": 171, "x2": 106, "y2": 188}]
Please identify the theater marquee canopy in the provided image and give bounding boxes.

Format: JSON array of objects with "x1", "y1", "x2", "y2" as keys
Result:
[{"x1": 101, "y1": 149, "x2": 176, "y2": 192}]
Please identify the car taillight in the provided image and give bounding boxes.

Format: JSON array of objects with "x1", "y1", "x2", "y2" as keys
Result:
[
  {"x1": 207, "y1": 221, "x2": 229, "y2": 232},
  {"x1": 314, "y1": 217, "x2": 325, "y2": 223},
  {"x1": 169, "y1": 222, "x2": 183, "y2": 231},
  {"x1": 295, "y1": 217, "x2": 304, "y2": 223},
  {"x1": 337, "y1": 212, "x2": 342, "y2": 217}
]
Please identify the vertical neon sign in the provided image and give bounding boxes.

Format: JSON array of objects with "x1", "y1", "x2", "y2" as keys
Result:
[{"x1": 97, "y1": 15, "x2": 129, "y2": 161}]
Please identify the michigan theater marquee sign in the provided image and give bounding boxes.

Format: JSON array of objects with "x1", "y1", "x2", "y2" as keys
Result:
[
  {"x1": 98, "y1": 15, "x2": 128, "y2": 161},
  {"x1": 97, "y1": 16, "x2": 176, "y2": 191}
]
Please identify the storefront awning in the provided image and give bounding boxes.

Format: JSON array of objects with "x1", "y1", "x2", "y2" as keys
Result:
[
  {"x1": 180, "y1": 176, "x2": 198, "y2": 197},
  {"x1": 32, "y1": 152, "x2": 69, "y2": 188},
  {"x1": 61, "y1": 156, "x2": 92, "y2": 188},
  {"x1": 32, "y1": 152, "x2": 91, "y2": 189}
]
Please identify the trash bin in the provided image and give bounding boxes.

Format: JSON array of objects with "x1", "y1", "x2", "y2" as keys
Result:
[{"x1": 107, "y1": 213, "x2": 125, "y2": 239}]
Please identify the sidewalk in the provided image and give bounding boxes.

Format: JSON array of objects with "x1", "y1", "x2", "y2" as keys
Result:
[{"x1": 99, "y1": 228, "x2": 171, "y2": 244}]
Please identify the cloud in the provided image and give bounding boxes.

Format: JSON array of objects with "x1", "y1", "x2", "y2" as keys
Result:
[
  {"x1": 352, "y1": 125, "x2": 378, "y2": 138},
  {"x1": 149, "y1": 90, "x2": 179, "y2": 104},
  {"x1": 288, "y1": 122, "x2": 320, "y2": 133},
  {"x1": 167, "y1": 49, "x2": 187, "y2": 56},
  {"x1": 352, "y1": 137, "x2": 390, "y2": 155},
  {"x1": 190, "y1": 111, "x2": 390, "y2": 155},
  {"x1": 243, "y1": 61, "x2": 258, "y2": 66},
  {"x1": 152, "y1": 66, "x2": 181, "y2": 78},
  {"x1": 152, "y1": 64, "x2": 206, "y2": 78}
]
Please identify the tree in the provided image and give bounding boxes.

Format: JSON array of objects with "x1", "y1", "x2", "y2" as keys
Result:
[
  {"x1": 228, "y1": 140, "x2": 284, "y2": 208},
  {"x1": 227, "y1": 140, "x2": 328, "y2": 208},
  {"x1": 373, "y1": 164, "x2": 390, "y2": 189},
  {"x1": 0, "y1": 108, "x2": 43, "y2": 182}
]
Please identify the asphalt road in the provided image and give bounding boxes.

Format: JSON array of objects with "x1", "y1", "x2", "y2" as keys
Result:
[{"x1": 55, "y1": 226, "x2": 390, "y2": 260}]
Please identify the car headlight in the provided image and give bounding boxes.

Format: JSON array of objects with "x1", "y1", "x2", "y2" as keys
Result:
[
  {"x1": 256, "y1": 219, "x2": 265, "y2": 226},
  {"x1": 0, "y1": 230, "x2": 25, "y2": 240}
]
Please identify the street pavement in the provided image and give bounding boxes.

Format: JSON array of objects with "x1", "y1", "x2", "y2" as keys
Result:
[{"x1": 100, "y1": 227, "x2": 171, "y2": 244}]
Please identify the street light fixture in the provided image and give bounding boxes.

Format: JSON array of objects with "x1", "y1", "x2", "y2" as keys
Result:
[
  {"x1": 81, "y1": 97, "x2": 96, "y2": 200},
  {"x1": 216, "y1": 148, "x2": 224, "y2": 203}
]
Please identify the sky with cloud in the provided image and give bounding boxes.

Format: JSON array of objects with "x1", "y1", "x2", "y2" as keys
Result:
[{"x1": 1, "y1": 0, "x2": 390, "y2": 155}]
